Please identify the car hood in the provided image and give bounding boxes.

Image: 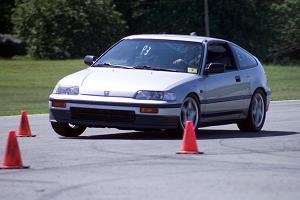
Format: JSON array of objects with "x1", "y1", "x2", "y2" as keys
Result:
[{"x1": 58, "y1": 67, "x2": 198, "y2": 97}]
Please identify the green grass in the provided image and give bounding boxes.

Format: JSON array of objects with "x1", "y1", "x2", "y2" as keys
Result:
[
  {"x1": 265, "y1": 65, "x2": 300, "y2": 100},
  {"x1": 0, "y1": 58, "x2": 299, "y2": 116},
  {"x1": 0, "y1": 58, "x2": 85, "y2": 116}
]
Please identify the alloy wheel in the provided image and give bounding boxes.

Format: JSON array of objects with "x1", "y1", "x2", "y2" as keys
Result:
[
  {"x1": 180, "y1": 96, "x2": 199, "y2": 129},
  {"x1": 251, "y1": 92, "x2": 265, "y2": 128}
]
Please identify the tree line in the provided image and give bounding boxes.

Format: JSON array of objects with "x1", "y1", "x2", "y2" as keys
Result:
[{"x1": 0, "y1": 0, "x2": 299, "y2": 63}]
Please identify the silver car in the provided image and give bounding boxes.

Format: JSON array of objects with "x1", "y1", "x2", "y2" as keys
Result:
[{"x1": 49, "y1": 34, "x2": 271, "y2": 137}]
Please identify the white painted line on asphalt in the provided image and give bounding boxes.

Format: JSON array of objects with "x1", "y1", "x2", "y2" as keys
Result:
[
  {"x1": 271, "y1": 100, "x2": 300, "y2": 103},
  {"x1": 0, "y1": 113, "x2": 48, "y2": 119}
]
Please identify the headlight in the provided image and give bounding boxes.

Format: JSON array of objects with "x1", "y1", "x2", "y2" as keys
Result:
[
  {"x1": 135, "y1": 90, "x2": 176, "y2": 101},
  {"x1": 53, "y1": 85, "x2": 79, "y2": 95}
]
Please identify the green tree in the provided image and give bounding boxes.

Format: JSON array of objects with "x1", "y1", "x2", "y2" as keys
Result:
[
  {"x1": 0, "y1": 0, "x2": 15, "y2": 33},
  {"x1": 269, "y1": 0, "x2": 300, "y2": 63},
  {"x1": 114, "y1": 0, "x2": 204, "y2": 35},
  {"x1": 12, "y1": 0, "x2": 126, "y2": 59},
  {"x1": 209, "y1": 0, "x2": 274, "y2": 60}
]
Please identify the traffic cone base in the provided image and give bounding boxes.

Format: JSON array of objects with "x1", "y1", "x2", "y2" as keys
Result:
[
  {"x1": 0, "y1": 165, "x2": 29, "y2": 169},
  {"x1": 0, "y1": 131, "x2": 29, "y2": 170},
  {"x1": 17, "y1": 134, "x2": 36, "y2": 137},
  {"x1": 17, "y1": 110, "x2": 35, "y2": 137},
  {"x1": 177, "y1": 151, "x2": 204, "y2": 154}
]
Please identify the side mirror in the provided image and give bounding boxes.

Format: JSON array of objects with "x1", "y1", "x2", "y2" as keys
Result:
[
  {"x1": 84, "y1": 55, "x2": 97, "y2": 66},
  {"x1": 203, "y1": 63, "x2": 225, "y2": 75}
]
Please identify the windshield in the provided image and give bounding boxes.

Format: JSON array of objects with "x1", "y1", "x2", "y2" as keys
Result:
[{"x1": 94, "y1": 39, "x2": 204, "y2": 74}]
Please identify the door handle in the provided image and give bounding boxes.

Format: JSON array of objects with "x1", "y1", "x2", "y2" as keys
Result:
[{"x1": 235, "y1": 75, "x2": 241, "y2": 82}]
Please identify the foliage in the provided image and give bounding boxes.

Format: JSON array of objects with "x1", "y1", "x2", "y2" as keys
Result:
[
  {"x1": 12, "y1": 0, "x2": 126, "y2": 59},
  {"x1": 208, "y1": 0, "x2": 274, "y2": 60},
  {"x1": 0, "y1": 34, "x2": 26, "y2": 57},
  {"x1": 0, "y1": 0, "x2": 15, "y2": 33},
  {"x1": 129, "y1": 0, "x2": 204, "y2": 35},
  {"x1": 269, "y1": 0, "x2": 300, "y2": 63}
]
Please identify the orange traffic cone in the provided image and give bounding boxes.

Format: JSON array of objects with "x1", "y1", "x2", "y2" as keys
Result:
[
  {"x1": 17, "y1": 110, "x2": 35, "y2": 137},
  {"x1": 177, "y1": 121, "x2": 203, "y2": 154},
  {"x1": 0, "y1": 130, "x2": 29, "y2": 169}
]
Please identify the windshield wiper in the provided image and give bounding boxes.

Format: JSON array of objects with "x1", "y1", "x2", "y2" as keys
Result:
[
  {"x1": 93, "y1": 63, "x2": 133, "y2": 69},
  {"x1": 93, "y1": 62, "x2": 111, "y2": 67},
  {"x1": 133, "y1": 65, "x2": 179, "y2": 72},
  {"x1": 133, "y1": 65, "x2": 152, "y2": 70},
  {"x1": 152, "y1": 67, "x2": 180, "y2": 72}
]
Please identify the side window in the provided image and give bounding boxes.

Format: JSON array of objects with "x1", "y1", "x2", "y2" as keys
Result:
[
  {"x1": 206, "y1": 43, "x2": 237, "y2": 72},
  {"x1": 232, "y1": 45, "x2": 257, "y2": 70}
]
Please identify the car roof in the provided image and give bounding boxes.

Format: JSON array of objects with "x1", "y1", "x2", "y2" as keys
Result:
[{"x1": 124, "y1": 34, "x2": 227, "y2": 43}]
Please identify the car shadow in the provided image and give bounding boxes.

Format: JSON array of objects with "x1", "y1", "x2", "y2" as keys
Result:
[
  {"x1": 196, "y1": 129, "x2": 298, "y2": 139},
  {"x1": 61, "y1": 129, "x2": 299, "y2": 140}
]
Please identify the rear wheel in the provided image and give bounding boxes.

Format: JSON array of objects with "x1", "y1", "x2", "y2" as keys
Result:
[
  {"x1": 237, "y1": 90, "x2": 266, "y2": 132},
  {"x1": 51, "y1": 122, "x2": 86, "y2": 137}
]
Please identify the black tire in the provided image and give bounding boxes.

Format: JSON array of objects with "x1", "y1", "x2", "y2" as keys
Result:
[
  {"x1": 51, "y1": 122, "x2": 86, "y2": 137},
  {"x1": 237, "y1": 90, "x2": 266, "y2": 132},
  {"x1": 166, "y1": 95, "x2": 200, "y2": 137}
]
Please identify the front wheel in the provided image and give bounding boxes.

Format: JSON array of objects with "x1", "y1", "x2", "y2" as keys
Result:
[
  {"x1": 165, "y1": 96, "x2": 200, "y2": 137},
  {"x1": 51, "y1": 122, "x2": 86, "y2": 137},
  {"x1": 180, "y1": 96, "x2": 200, "y2": 129},
  {"x1": 237, "y1": 90, "x2": 266, "y2": 132}
]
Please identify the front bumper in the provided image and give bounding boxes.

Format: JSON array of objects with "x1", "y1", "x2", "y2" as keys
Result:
[{"x1": 49, "y1": 95, "x2": 181, "y2": 130}]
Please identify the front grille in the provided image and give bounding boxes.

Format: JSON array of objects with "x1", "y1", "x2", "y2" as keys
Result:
[{"x1": 70, "y1": 107, "x2": 135, "y2": 122}]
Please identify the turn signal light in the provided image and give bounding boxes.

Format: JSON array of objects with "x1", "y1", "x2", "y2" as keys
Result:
[
  {"x1": 140, "y1": 107, "x2": 158, "y2": 113},
  {"x1": 52, "y1": 100, "x2": 66, "y2": 108}
]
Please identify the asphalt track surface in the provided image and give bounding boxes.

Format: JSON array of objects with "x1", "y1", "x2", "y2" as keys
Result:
[{"x1": 0, "y1": 101, "x2": 299, "y2": 200}]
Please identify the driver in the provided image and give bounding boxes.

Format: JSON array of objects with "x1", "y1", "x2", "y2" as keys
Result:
[{"x1": 173, "y1": 46, "x2": 202, "y2": 68}]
